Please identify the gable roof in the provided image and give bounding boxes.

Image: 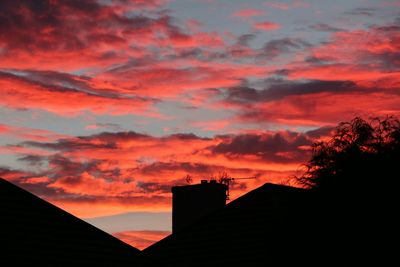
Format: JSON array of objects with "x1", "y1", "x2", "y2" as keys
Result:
[{"x1": 0, "y1": 178, "x2": 145, "y2": 266}]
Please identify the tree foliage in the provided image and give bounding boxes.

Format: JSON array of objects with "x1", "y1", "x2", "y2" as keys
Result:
[{"x1": 297, "y1": 116, "x2": 400, "y2": 192}]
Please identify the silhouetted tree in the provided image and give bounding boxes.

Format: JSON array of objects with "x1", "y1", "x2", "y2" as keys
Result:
[{"x1": 297, "y1": 116, "x2": 400, "y2": 194}]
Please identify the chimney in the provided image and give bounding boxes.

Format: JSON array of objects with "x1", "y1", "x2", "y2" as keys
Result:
[{"x1": 171, "y1": 181, "x2": 227, "y2": 233}]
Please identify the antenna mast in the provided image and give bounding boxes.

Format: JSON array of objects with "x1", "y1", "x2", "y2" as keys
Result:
[
  {"x1": 218, "y1": 174, "x2": 256, "y2": 200},
  {"x1": 182, "y1": 172, "x2": 256, "y2": 200}
]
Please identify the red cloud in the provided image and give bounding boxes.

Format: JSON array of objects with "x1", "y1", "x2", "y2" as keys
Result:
[
  {"x1": 0, "y1": 168, "x2": 35, "y2": 182},
  {"x1": 1, "y1": 0, "x2": 398, "y2": 238},
  {"x1": 0, "y1": 1, "x2": 227, "y2": 72},
  {"x1": 232, "y1": 9, "x2": 265, "y2": 18},
  {"x1": 0, "y1": 128, "x2": 322, "y2": 217},
  {"x1": 238, "y1": 92, "x2": 400, "y2": 126},
  {"x1": 0, "y1": 0, "x2": 271, "y2": 114},
  {"x1": 214, "y1": 23, "x2": 400, "y2": 127},
  {"x1": 99, "y1": 61, "x2": 269, "y2": 97},
  {"x1": 48, "y1": 172, "x2": 139, "y2": 197},
  {"x1": 288, "y1": 64, "x2": 400, "y2": 81},
  {"x1": 0, "y1": 71, "x2": 154, "y2": 116},
  {"x1": 253, "y1": 22, "x2": 281, "y2": 31},
  {"x1": 0, "y1": 123, "x2": 69, "y2": 142},
  {"x1": 292, "y1": 25, "x2": 400, "y2": 82}
]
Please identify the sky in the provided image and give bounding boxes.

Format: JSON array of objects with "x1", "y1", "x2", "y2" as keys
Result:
[{"x1": 0, "y1": 0, "x2": 399, "y2": 250}]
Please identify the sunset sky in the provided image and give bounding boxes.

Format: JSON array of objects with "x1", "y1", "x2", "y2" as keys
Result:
[{"x1": 1, "y1": 0, "x2": 399, "y2": 249}]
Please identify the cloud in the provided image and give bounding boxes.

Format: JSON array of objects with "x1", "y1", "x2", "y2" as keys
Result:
[
  {"x1": 0, "y1": 0, "x2": 224, "y2": 72},
  {"x1": 0, "y1": 123, "x2": 69, "y2": 142},
  {"x1": 100, "y1": 60, "x2": 269, "y2": 97},
  {"x1": 253, "y1": 22, "x2": 281, "y2": 31},
  {"x1": 260, "y1": 38, "x2": 310, "y2": 59},
  {"x1": 211, "y1": 22, "x2": 400, "y2": 127},
  {"x1": 309, "y1": 23, "x2": 343, "y2": 32},
  {"x1": 223, "y1": 80, "x2": 357, "y2": 104},
  {"x1": 344, "y1": 7, "x2": 375, "y2": 16},
  {"x1": 0, "y1": 0, "x2": 272, "y2": 114},
  {"x1": 237, "y1": 91, "x2": 400, "y2": 126},
  {"x1": 0, "y1": 71, "x2": 155, "y2": 116},
  {"x1": 113, "y1": 230, "x2": 170, "y2": 250},
  {"x1": 0, "y1": 167, "x2": 35, "y2": 181},
  {"x1": 236, "y1": 34, "x2": 257, "y2": 47},
  {"x1": 0, "y1": 0, "x2": 132, "y2": 69},
  {"x1": 86, "y1": 123, "x2": 123, "y2": 131},
  {"x1": 211, "y1": 131, "x2": 312, "y2": 163},
  {"x1": 264, "y1": 1, "x2": 309, "y2": 10},
  {"x1": 0, "y1": 126, "x2": 324, "y2": 217},
  {"x1": 190, "y1": 120, "x2": 229, "y2": 131},
  {"x1": 304, "y1": 25, "x2": 400, "y2": 73},
  {"x1": 1, "y1": 0, "x2": 398, "y2": 227},
  {"x1": 232, "y1": 9, "x2": 265, "y2": 18},
  {"x1": 263, "y1": 2, "x2": 289, "y2": 10}
]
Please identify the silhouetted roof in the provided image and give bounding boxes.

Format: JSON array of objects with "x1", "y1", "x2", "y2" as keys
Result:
[
  {"x1": 143, "y1": 183, "x2": 311, "y2": 266},
  {"x1": 0, "y1": 178, "x2": 145, "y2": 266}
]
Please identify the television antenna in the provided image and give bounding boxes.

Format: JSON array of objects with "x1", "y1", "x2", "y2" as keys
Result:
[
  {"x1": 217, "y1": 171, "x2": 256, "y2": 200},
  {"x1": 182, "y1": 172, "x2": 256, "y2": 200}
]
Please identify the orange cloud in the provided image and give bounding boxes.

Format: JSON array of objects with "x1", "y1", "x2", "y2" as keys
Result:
[{"x1": 113, "y1": 230, "x2": 171, "y2": 250}]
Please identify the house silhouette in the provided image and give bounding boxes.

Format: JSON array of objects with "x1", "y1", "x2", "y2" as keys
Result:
[
  {"x1": 1, "y1": 177, "x2": 382, "y2": 266},
  {"x1": 0, "y1": 178, "x2": 146, "y2": 266},
  {"x1": 144, "y1": 182, "x2": 310, "y2": 266}
]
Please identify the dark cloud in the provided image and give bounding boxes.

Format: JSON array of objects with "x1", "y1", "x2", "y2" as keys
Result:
[
  {"x1": 0, "y1": 0, "x2": 95, "y2": 51},
  {"x1": 0, "y1": 167, "x2": 60, "y2": 197},
  {"x1": 365, "y1": 26, "x2": 400, "y2": 70},
  {"x1": 211, "y1": 131, "x2": 312, "y2": 163},
  {"x1": 111, "y1": 0, "x2": 163, "y2": 8},
  {"x1": 304, "y1": 56, "x2": 335, "y2": 65},
  {"x1": 260, "y1": 38, "x2": 310, "y2": 59},
  {"x1": 309, "y1": 23, "x2": 343, "y2": 32},
  {"x1": 23, "y1": 131, "x2": 152, "y2": 151},
  {"x1": 18, "y1": 155, "x2": 45, "y2": 167},
  {"x1": 305, "y1": 126, "x2": 335, "y2": 138},
  {"x1": 136, "y1": 181, "x2": 174, "y2": 193},
  {"x1": 22, "y1": 131, "x2": 210, "y2": 153},
  {"x1": 163, "y1": 133, "x2": 211, "y2": 141},
  {"x1": 47, "y1": 155, "x2": 101, "y2": 177},
  {"x1": 0, "y1": 0, "x2": 174, "y2": 56},
  {"x1": 225, "y1": 80, "x2": 357, "y2": 104},
  {"x1": 4, "y1": 70, "x2": 105, "y2": 96},
  {"x1": 23, "y1": 139, "x2": 116, "y2": 151},
  {"x1": 0, "y1": 167, "x2": 30, "y2": 179},
  {"x1": 344, "y1": 7, "x2": 375, "y2": 16},
  {"x1": 140, "y1": 162, "x2": 220, "y2": 175},
  {"x1": 237, "y1": 33, "x2": 257, "y2": 47}
]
